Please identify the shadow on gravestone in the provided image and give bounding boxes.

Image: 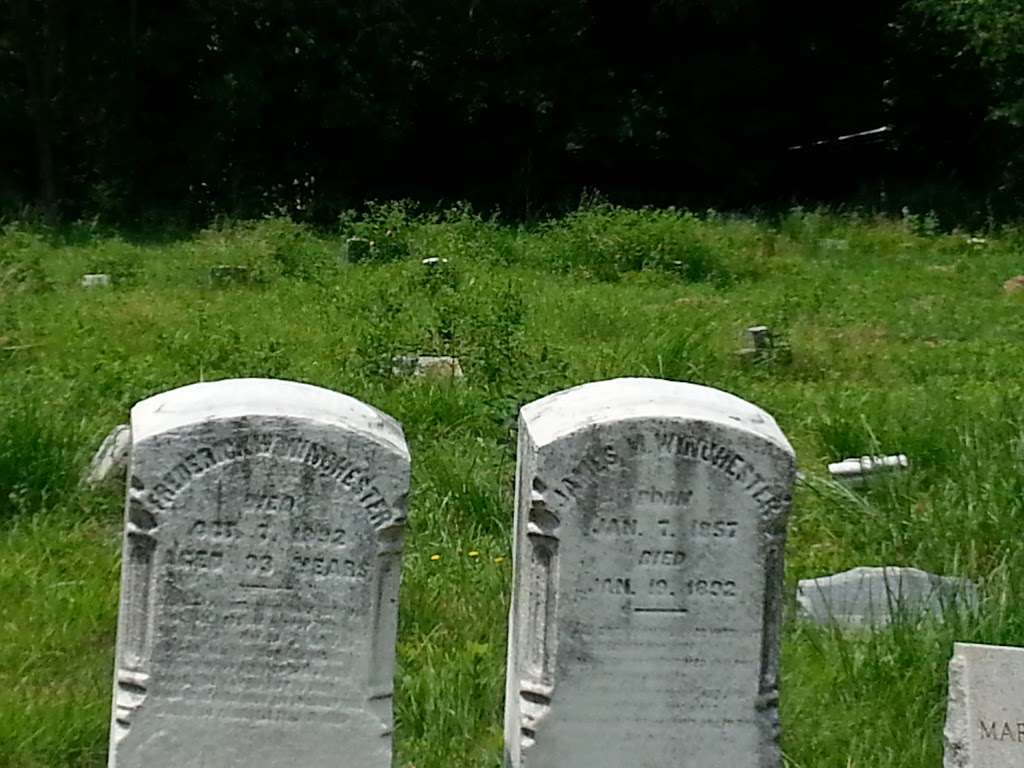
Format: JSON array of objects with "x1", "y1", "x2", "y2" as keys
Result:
[
  {"x1": 504, "y1": 377, "x2": 796, "y2": 768},
  {"x1": 108, "y1": 378, "x2": 410, "y2": 768}
]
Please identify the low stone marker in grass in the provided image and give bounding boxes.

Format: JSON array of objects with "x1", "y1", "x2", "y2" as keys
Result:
[
  {"x1": 796, "y1": 566, "x2": 977, "y2": 628},
  {"x1": 108, "y1": 378, "x2": 409, "y2": 768},
  {"x1": 81, "y1": 273, "x2": 112, "y2": 287},
  {"x1": 945, "y1": 643, "x2": 1024, "y2": 768},
  {"x1": 391, "y1": 354, "x2": 464, "y2": 380},
  {"x1": 82, "y1": 423, "x2": 130, "y2": 489},
  {"x1": 504, "y1": 377, "x2": 796, "y2": 768},
  {"x1": 827, "y1": 454, "x2": 909, "y2": 486}
]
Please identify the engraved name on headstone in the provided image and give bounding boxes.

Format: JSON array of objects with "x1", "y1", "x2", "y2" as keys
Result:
[
  {"x1": 108, "y1": 378, "x2": 410, "y2": 768},
  {"x1": 504, "y1": 377, "x2": 795, "y2": 768},
  {"x1": 945, "y1": 643, "x2": 1024, "y2": 768}
]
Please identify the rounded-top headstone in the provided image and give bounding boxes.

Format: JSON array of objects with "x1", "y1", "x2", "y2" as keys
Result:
[
  {"x1": 504, "y1": 377, "x2": 795, "y2": 768},
  {"x1": 109, "y1": 378, "x2": 409, "y2": 768}
]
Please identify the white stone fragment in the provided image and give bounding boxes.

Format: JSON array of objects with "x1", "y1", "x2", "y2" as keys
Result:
[
  {"x1": 82, "y1": 273, "x2": 112, "y2": 287},
  {"x1": 504, "y1": 377, "x2": 796, "y2": 768},
  {"x1": 82, "y1": 423, "x2": 131, "y2": 489},
  {"x1": 108, "y1": 378, "x2": 409, "y2": 768},
  {"x1": 944, "y1": 643, "x2": 1024, "y2": 768},
  {"x1": 828, "y1": 454, "x2": 908, "y2": 485},
  {"x1": 796, "y1": 566, "x2": 977, "y2": 628}
]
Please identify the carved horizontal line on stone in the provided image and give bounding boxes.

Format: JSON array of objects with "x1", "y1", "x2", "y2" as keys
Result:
[
  {"x1": 633, "y1": 606, "x2": 689, "y2": 614},
  {"x1": 575, "y1": 685, "x2": 750, "y2": 696},
  {"x1": 158, "y1": 689, "x2": 354, "y2": 705},
  {"x1": 157, "y1": 618, "x2": 345, "y2": 631},
  {"x1": 154, "y1": 677, "x2": 348, "y2": 694},
  {"x1": 158, "y1": 701, "x2": 365, "y2": 720},
  {"x1": 155, "y1": 639, "x2": 355, "y2": 654},
  {"x1": 155, "y1": 706, "x2": 362, "y2": 725},
  {"x1": 557, "y1": 714, "x2": 759, "y2": 725},
  {"x1": 592, "y1": 625, "x2": 745, "y2": 635},
  {"x1": 155, "y1": 656, "x2": 351, "y2": 672},
  {"x1": 155, "y1": 662, "x2": 350, "y2": 677},
  {"x1": 156, "y1": 616, "x2": 359, "y2": 632},
  {"x1": 590, "y1": 651, "x2": 756, "y2": 662},
  {"x1": 160, "y1": 608, "x2": 346, "y2": 621}
]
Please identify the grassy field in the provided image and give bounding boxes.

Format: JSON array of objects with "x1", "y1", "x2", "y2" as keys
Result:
[{"x1": 2, "y1": 204, "x2": 1024, "y2": 767}]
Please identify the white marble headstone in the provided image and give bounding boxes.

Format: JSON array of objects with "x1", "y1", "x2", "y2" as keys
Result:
[
  {"x1": 108, "y1": 378, "x2": 410, "y2": 768},
  {"x1": 945, "y1": 643, "x2": 1024, "y2": 768},
  {"x1": 504, "y1": 378, "x2": 796, "y2": 768}
]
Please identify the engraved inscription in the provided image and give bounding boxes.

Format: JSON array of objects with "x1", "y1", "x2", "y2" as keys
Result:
[
  {"x1": 580, "y1": 507, "x2": 740, "y2": 614},
  {"x1": 506, "y1": 380, "x2": 794, "y2": 768},
  {"x1": 979, "y1": 720, "x2": 1024, "y2": 743},
  {"x1": 140, "y1": 434, "x2": 394, "y2": 528}
]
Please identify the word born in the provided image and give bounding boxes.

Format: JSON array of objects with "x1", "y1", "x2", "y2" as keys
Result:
[
  {"x1": 636, "y1": 488, "x2": 693, "y2": 505},
  {"x1": 980, "y1": 720, "x2": 1024, "y2": 743}
]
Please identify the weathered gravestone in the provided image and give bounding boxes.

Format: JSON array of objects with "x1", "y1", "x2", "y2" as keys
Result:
[
  {"x1": 944, "y1": 643, "x2": 1024, "y2": 768},
  {"x1": 796, "y1": 566, "x2": 977, "y2": 628},
  {"x1": 108, "y1": 378, "x2": 409, "y2": 768},
  {"x1": 504, "y1": 377, "x2": 796, "y2": 768}
]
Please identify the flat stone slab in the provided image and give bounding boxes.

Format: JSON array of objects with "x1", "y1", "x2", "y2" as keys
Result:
[
  {"x1": 797, "y1": 566, "x2": 978, "y2": 627},
  {"x1": 945, "y1": 643, "x2": 1024, "y2": 767},
  {"x1": 82, "y1": 273, "x2": 112, "y2": 287},
  {"x1": 391, "y1": 355, "x2": 464, "y2": 379},
  {"x1": 504, "y1": 377, "x2": 796, "y2": 768},
  {"x1": 108, "y1": 378, "x2": 409, "y2": 768}
]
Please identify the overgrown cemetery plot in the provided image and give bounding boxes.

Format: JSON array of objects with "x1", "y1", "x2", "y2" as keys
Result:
[{"x1": 2, "y1": 205, "x2": 1024, "y2": 767}]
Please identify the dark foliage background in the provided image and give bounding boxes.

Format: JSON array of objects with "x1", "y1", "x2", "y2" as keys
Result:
[{"x1": 1, "y1": 0, "x2": 1020, "y2": 223}]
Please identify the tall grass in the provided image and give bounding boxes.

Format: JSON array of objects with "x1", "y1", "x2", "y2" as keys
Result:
[{"x1": 1, "y1": 204, "x2": 1022, "y2": 767}]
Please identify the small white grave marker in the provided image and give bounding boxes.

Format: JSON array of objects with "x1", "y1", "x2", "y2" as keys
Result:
[{"x1": 82, "y1": 273, "x2": 112, "y2": 288}]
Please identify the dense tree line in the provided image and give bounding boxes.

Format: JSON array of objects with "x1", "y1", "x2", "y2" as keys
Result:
[{"x1": 0, "y1": 0, "x2": 1020, "y2": 222}]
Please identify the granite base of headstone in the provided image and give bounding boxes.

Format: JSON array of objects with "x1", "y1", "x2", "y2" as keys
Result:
[
  {"x1": 504, "y1": 377, "x2": 796, "y2": 768},
  {"x1": 107, "y1": 378, "x2": 409, "y2": 768},
  {"x1": 797, "y1": 566, "x2": 977, "y2": 628},
  {"x1": 944, "y1": 642, "x2": 1024, "y2": 768}
]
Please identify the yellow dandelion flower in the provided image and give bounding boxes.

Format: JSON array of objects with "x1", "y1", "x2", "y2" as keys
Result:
[
  {"x1": 430, "y1": 554, "x2": 441, "y2": 561},
  {"x1": 468, "y1": 550, "x2": 480, "y2": 558}
]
